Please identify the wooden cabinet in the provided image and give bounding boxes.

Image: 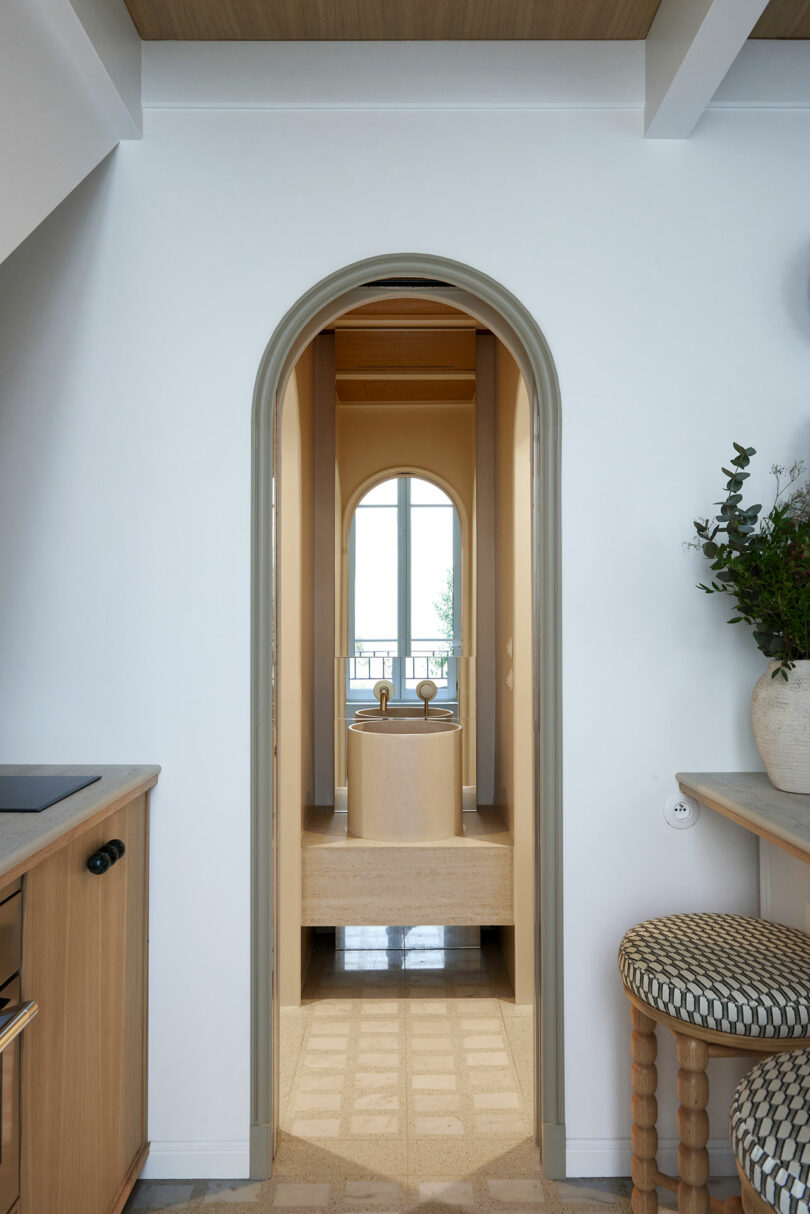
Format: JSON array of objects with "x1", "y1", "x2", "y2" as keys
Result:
[{"x1": 20, "y1": 793, "x2": 149, "y2": 1214}]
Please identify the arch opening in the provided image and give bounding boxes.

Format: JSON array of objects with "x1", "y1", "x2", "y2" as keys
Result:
[{"x1": 251, "y1": 254, "x2": 564, "y2": 1179}]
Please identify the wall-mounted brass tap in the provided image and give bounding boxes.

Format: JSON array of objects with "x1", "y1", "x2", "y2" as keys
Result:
[
  {"x1": 415, "y1": 679, "x2": 438, "y2": 718},
  {"x1": 373, "y1": 680, "x2": 395, "y2": 717}
]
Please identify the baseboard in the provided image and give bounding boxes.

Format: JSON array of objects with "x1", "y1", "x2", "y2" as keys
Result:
[
  {"x1": 140, "y1": 1141, "x2": 250, "y2": 1180},
  {"x1": 141, "y1": 1135, "x2": 736, "y2": 1183},
  {"x1": 565, "y1": 1138, "x2": 736, "y2": 1179}
]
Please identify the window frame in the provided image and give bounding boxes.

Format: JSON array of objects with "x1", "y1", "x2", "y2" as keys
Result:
[{"x1": 347, "y1": 476, "x2": 461, "y2": 704}]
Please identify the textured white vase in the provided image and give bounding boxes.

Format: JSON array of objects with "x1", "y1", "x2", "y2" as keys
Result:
[{"x1": 751, "y1": 660, "x2": 810, "y2": 794}]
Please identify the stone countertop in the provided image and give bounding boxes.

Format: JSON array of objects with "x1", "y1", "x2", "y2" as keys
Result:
[
  {"x1": 303, "y1": 806, "x2": 513, "y2": 848},
  {"x1": 677, "y1": 771, "x2": 810, "y2": 863},
  {"x1": 0, "y1": 765, "x2": 160, "y2": 884}
]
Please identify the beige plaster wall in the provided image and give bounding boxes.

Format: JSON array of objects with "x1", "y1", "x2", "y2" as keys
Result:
[
  {"x1": 278, "y1": 344, "x2": 316, "y2": 1006},
  {"x1": 494, "y1": 342, "x2": 535, "y2": 1005}
]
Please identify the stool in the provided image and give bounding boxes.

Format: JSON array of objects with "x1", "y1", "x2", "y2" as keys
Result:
[
  {"x1": 618, "y1": 914, "x2": 810, "y2": 1214},
  {"x1": 731, "y1": 1048, "x2": 810, "y2": 1214}
]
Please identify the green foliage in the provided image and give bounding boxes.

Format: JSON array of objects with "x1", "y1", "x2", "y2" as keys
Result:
[
  {"x1": 433, "y1": 567, "x2": 455, "y2": 641},
  {"x1": 693, "y1": 445, "x2": 810, "y2": 679}
]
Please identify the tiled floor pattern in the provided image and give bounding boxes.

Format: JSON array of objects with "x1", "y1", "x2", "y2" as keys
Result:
[{"x1": 124, "y1": 935, "x2": 739, "y2": 1214}]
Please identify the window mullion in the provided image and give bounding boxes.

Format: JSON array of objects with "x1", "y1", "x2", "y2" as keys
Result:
[{"x1": 398, "y1": 477, "x2": 410, "y2": 699}]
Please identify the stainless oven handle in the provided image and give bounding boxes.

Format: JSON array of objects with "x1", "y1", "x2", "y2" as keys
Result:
[{"x1": 0, "y1": 1001, "x2": 38, "y2": 1054}]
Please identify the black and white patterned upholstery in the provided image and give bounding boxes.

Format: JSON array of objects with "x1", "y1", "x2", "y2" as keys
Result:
[
  {"x1": 618, "y1": 914, "x2": 810, "y2": 1039},
  {"x1": 731, "y1": 1048, "x2": 810, "y2": 1214}
]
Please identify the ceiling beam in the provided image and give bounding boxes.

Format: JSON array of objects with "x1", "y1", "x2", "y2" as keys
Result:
[
  {"x1": 644, "y1": 0, "x2": 770, "y2": 139},
  {"x1": 32, "y1": 0, "x2": 142, "y2": 138}
]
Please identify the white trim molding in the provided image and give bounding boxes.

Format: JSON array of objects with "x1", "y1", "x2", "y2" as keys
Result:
[
  {"x1": 143, "y1": 37, "x2": 810, "y2": 123},
  {"x1": 141, "y1": 1140, "x2": 251, "y2": 1180},
  {"x1": 566, "y1": 1137, "x2": 737, "y2": 1179}
]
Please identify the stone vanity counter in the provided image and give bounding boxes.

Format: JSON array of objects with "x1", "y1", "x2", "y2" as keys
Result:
[
  {"x1": 302, "y1": 807, "x2": 513, "y2": 926},
  {"x1": 0, "y1": 764, "x2": 160, "y2": 883}
]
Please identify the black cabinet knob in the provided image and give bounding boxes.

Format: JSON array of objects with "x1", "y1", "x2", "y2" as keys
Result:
[
  {"x1": 87, "y1": 851, "x2": 112, "y2": 875},
  {"x1": 87, "y1": 838, "x2": 126, "y2": 875}
]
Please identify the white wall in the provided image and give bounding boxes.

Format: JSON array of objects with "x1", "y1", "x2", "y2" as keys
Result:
[{"x1": 1, "y1": 96, "x2": 809, "y2": 1177}]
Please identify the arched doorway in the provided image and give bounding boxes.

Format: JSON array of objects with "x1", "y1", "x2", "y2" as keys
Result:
[{"x1": 251, "y1": 254, "x2": 564, "y2": 1178}]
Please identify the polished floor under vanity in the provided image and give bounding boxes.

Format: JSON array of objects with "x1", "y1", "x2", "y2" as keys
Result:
[{"x1": 279, "y1": 931, "x2": 535, "y2": 1167}]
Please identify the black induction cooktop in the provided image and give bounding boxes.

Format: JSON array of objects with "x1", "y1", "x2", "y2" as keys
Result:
[{"x1": 0, "y1": 774, "x2": 101, "y2": 812}]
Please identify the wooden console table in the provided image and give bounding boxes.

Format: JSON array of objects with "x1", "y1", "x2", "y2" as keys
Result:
[{"x1": 676, "y1": 772, "x2": 810, "y2": 866}]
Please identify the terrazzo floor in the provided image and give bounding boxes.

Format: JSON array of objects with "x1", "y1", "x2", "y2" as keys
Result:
[{"x1": 125, "y1": 932, "x2": 712, "y2": 1213}]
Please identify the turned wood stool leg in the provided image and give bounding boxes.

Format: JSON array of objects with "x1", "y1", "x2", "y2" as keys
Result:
[
  {"x1": 676, "y1": 1034, "x2": 710, "y2": 1214},
  {"x1": 631, "y1": 1006, "x2": 659, "y2": 1214}
]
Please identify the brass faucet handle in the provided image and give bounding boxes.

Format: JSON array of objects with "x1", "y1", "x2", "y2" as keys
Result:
[
  {"x1": 415, "y1": 679, "x2": 438, "y2": 717},
  {"x1": 372, "y1": 680, "x2": 395, "y2": 715}
]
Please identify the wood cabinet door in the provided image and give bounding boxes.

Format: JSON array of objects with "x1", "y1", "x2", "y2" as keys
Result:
[{"x1": 20, "y1": 795, "x2": 148, "y2": 1214}]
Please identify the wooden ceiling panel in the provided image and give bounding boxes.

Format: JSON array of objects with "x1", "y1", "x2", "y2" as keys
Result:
[
  {"x1": 335, "y1": 330, "x2": 476, "y2": 375},
  {"x1": 124, "y1": 0, "x2": 664, "y2": 42},
  {"x1": 336, "y1": 379, "x2": 475, "y2": 404},
  {"x1": 752, "y1": 0, "x2": 810, "y2": 37}
]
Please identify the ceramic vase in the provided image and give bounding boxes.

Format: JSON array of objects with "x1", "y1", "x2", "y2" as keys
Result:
[{"x1": 751, "y1": 660, "x2": 810, "y2": 794}]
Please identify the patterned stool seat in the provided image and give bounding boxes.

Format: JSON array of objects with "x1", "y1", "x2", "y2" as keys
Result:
[
  {"x1": 731, "y1": 1048, "x2": 810, "y2": 1214},
  {"x1": 618, "y1": 914, "x2": 810, "y2": 1039}
]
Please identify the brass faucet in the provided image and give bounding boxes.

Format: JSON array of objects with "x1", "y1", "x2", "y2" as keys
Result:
[
  {"x1": 373, "y1": 680, "x2": 394, "y2": 717},
  {"x1": 416, "y1": 679, "x2": 438, "y2": 718}
]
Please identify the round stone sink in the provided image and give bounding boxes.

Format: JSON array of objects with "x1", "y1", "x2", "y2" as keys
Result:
[
  {"x1": 347, "y1": 718, "x2": 463, "y2": 842},
  {"x1": 354, "y1": 705, "x2": 454, "y2": 721}
]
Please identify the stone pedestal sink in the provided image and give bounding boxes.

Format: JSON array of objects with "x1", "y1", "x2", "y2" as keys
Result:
[{"x1": 347, "y1": 718, "x2": 463, "y2": 842}]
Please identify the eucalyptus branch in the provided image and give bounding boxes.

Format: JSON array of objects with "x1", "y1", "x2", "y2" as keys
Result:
[{"x1": 692, "y1": 445, "x2": 810, "y2": 679}]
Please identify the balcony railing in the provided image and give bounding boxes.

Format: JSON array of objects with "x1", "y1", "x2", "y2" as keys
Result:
[{"x1": 345, "y1": 645, "x2": 459, "y2": 701}]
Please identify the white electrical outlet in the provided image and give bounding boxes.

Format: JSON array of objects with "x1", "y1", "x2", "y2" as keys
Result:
[{"x1": 663, "y1": 794, "x2": 700, "y2": 830}]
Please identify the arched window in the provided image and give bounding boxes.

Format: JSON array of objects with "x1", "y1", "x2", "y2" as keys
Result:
[{"x1": 348, "y1": 475, "x2": 461, "y2": 703}]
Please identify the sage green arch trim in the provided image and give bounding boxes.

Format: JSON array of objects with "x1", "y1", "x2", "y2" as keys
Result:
[{"x1": 250, "y1": 253, "x2": 564, "y2": 1178}]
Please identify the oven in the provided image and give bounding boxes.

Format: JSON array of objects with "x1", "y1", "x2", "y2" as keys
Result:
[{"x1": 0, "y1": 882, "x2": 37, "y2": 1214}]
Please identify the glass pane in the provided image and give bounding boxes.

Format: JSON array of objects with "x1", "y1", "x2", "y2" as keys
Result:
[
  {"x1": 410, "y1": 504, "x2": 454, "y2": 645},
  {"x1": 353, "y1": 507, "x2": 398, "y2": 646},
  {"x1": 410, "y1": 477, "x2": 451, "y2": 506},
  {"x1": 358, "y1": 478, "x2": 398, "y2": 506}
]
